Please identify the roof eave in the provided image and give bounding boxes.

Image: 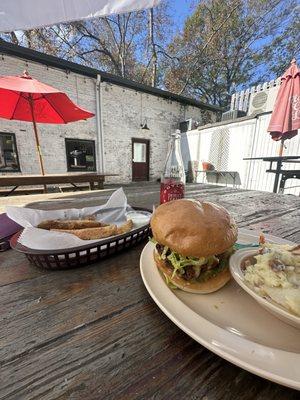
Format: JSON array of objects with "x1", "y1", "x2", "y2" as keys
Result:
[{"x1": 0, "y1": 39, "x2": 222, "y2": 112}]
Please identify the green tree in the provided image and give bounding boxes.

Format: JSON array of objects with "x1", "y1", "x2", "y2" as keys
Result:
[
  {"x1": 1, "y1": 2, "x2": 172, "y2": 87},
  {"x1": 262, "y1": 5, "x2": 300, "y2": 78},
  {"x1": 164, "y1": 0, "x2": 299, "y2": 108}
]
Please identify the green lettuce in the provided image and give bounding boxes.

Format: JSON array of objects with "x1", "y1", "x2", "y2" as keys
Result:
[
  {"x1": 163, "y1": 273, "x2": 178, "y2": 289},
  {"x1": 166, "y1": 250, "x2": 207, "y2": 278},
  {"x1": 149, "y1": 237, "x2": 158, "y2": 245},
  {"x1": 150, "y1": 237, "x2": 233, "y2": 281}
]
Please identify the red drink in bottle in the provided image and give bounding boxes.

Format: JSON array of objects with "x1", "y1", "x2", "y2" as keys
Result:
[
  {"x1": 160, "y1": 131, "x2": 186, "y2": 204},
  {"x1": 160, "y1": 180, "x2": 185, "y2": 203}
]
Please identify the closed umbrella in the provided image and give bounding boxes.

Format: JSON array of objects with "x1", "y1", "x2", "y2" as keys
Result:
[
  {"x1": 0, "y1": 70, "x2": 94, "y2": 175},
  {"x1": 267, "y1": 59, "x2": 300, "y2": 155}
]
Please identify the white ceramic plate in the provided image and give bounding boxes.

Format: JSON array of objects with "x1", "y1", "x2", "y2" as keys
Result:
[
  {"x1": 230, "y1": 249, "x2": 300, "y2": 329},
  {"x1": 140, "y1": 228, "x2": 300, "y2": 390}
]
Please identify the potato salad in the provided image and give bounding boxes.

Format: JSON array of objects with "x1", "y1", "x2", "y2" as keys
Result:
[{"x1": 243, "y1": 241, "x2": 300, "y2": 316}]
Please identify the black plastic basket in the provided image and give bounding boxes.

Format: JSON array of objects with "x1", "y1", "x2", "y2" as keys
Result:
[{"x1": 10, "y1": 207, "x2": 151, "y2": 270}]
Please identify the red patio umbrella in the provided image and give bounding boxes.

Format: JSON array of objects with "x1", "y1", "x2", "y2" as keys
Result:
[
  {"x1": 0, "y1": 70, "x2": 94, "y2": 175},
  {"x1": 267, "y1": 59, "x2": 300, "y2": 155}
]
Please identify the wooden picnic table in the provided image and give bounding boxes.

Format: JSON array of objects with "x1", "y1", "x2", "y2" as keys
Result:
[
  {"x1": 1, "y1": 183, "x2": 299, "y2": 400},
  {"x1": 0, "y1": 173, "x2": 117, "y2": 196}
]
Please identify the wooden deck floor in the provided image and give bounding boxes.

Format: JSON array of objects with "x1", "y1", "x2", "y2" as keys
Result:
[{"x1": 0, "y1": 182, "x2": 158, "y2": 213}]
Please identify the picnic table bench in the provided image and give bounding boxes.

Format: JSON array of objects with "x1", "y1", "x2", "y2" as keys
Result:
[
  {"x1": 0, "y1": 173, "x2": 117, "y2": 196},
  {"x1": 1, "y1": 183, "x2": 299, "y2": 400}
]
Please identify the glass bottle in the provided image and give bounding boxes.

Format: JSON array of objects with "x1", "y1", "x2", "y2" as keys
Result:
[{"x1": 160, "y1": 130, "x2": 186, "y2": 204}]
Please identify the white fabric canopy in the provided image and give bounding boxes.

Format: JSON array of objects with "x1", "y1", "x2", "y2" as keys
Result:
[{"x1": 0, "y1": 0, "x2": 161, "y2": 32}]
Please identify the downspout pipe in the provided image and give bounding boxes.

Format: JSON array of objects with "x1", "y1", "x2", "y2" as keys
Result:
[{"x1": 95, "y1": 74, "x2": 105, "y2": 173}]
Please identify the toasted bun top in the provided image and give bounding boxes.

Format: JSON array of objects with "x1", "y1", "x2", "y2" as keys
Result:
[{"x1": 151, "y1": 199, "x2": 237, "y2": 257}]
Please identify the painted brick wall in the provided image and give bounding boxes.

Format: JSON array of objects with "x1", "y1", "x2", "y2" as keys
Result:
[
  {"x1": 100, "y1": 82, "x2": 217, "y2": 183},
  {"x1": 0, "y1": 55, "x2": 97, "y2": 176},
  {"x1": 0, "y1": 54, "x2": 217, "y2": 183}
]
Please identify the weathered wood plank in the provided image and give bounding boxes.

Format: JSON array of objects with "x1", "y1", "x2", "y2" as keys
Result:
[
  {"x1": 0, "y1": 251, "x2": 46, "y2": 286},
  {"x1": 0, "y1": 173, "x2": 110, "y2": 187},
  {"x1": 0, "y1": 245, "x2": 147, "y2": 363},
  {"x1": 1, "y1": 301, "x2": 298, "y2": 400},
  {"x1": 246, "y1": 208, "x2": 300, "y2": 243}
]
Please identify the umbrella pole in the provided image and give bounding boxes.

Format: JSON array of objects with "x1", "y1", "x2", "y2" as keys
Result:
[
  {"x1": 279, "y1": 139, "x2": 284, "y2": 157},
  {"x1": 32, "y1": 119, "x2": 45, "y2": 175},
  {"x1": 29, "y1": 96, "x2": 45, "y2": 176}
]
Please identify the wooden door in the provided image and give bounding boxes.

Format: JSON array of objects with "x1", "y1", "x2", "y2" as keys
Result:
[{"x1": 132, "y1": 138, "x2": 150, "y2": 181}]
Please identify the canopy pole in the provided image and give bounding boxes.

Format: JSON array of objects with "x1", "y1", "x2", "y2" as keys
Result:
[
  {"x1": 28, "y1": 95, "x2": 45, "y2": 176},
  {"x1": 279, "y1": 139, "x2": 284, "y2": 157}
]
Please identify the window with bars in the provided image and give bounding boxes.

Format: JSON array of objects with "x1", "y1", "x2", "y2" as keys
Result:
[
  {"x1": 0, "y1": 132, "x2": 20, "y2": 172},
  {"x1": 65, "y1": 138, "x2": 96, "y2": 172}
]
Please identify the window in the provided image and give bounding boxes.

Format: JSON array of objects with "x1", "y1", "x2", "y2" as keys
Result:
[
  {"x1": 0, "y1": 133, "x2": 20, "y2": 172},
  {"x1": 133, "y1": 142, "x2": 146, "y2": 162},
  {"x1": 65, "y1": 138, "x2": 96, "y2": 172}
]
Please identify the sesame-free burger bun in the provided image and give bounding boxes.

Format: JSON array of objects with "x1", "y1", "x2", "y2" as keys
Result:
[
  {"x1": 154, "y1": 251, "x2": 231, "y2": 294},
  {"x1": 151, "y1": 199, "x2": 237, "y2": 258}
]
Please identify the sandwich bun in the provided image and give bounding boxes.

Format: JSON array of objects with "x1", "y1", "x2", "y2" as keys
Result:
[
  {"x1": 151, "y1": 199, "x2": 237, "y2": 258},
  {"x1": 154, "y1": 251, "x2": 231, "y2": 294}
]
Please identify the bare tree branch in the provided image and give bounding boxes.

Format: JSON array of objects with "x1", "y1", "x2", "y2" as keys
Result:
[{"x1": 177, "y1": 1, "x2": 240, "y2": 95}]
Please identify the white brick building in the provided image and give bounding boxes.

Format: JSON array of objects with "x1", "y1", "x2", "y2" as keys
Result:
[{"x1": 0, "y1": 40, "x2": 220, "y2": 184}]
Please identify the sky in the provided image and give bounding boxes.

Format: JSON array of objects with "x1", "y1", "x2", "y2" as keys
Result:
[{"x1": 168, "y1": 0, "x2": 193, "y2": 32}]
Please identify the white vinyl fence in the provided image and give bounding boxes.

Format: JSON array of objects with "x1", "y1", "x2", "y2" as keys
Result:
[{"x1": 184, "y1": 113, "x2": 300, "y2": 196}]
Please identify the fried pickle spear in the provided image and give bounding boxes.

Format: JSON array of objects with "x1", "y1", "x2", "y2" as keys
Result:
[
  {"x1": 116, "y1": 219, "x2": 133, "y2": 235},
  {"x1": 50, "y1": 219, "x2": 134, "y2": 240},
  {"x1": 38, "y1": 219, "x2": 103, "y2": 230},
  {"x1": 51, "y1": 225, "x2": 117, "y2": 240}
]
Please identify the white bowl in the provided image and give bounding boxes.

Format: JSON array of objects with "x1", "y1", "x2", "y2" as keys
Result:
[
  {"x1": 230, "y1": 249, "x2": 300, "y2": 329},
  {"x1": 126, "y1": 211, "x2": 151, "y2": 226}
]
